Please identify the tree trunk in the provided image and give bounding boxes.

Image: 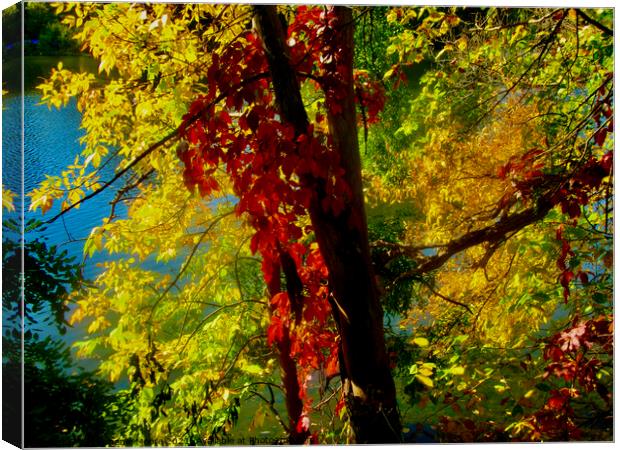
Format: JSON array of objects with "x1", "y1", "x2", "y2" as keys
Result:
[{"x1": 253, "y1": 5, "x2": 402, "y2": 443}]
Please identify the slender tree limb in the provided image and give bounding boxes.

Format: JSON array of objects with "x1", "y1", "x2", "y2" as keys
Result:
[
  {"x1": 249, "y1": 390, "x2": 291, "y2": 434},
  {"x1": 393, "y1": 199, "x2": 553, "y2": 283},
  {"x1": 470, "y1": 8, "x2": 562, "y2": 33},
  {"x1": 233, "y1": 235, "x2": 254, "y2": 302},
  {"x1": 576, "y1": 9, "x2": 613, "y2": 37},
  {"x1": 215, "y1": 335, "x2": 263, "y2": 390},
  {"x1": 45, "y1": 131, "x2": 178, "y2": 224},
  {"x1": 233, "y1": 381, "x2": 284, "y2": 393},
  {"x1": 470, "y1": 11, "x2": 566, "y2": 131},
  {"x1": 43, "y1": 72, "x2": 269, "y2": 225},
  {"x1": 312, "y1": 384, "x2": 341, "y2": 410},
  {"x1": 420, "y1": 279, "x2": 473, "y2": 314},
  {"x1": 107, "y1": 168, "x2": 155, "y2": 222},
  {"x1": 147, "y1": 210, "x2": 235, "y2": 325},
  {"x1": 178, "y1": 298, "x2": 265, "y2": 355},
  {"x1": 370, "y1": 240, "x2": 445, "y2": 266},
  {"x1": 182, "y1": 334, "x2": 263, "y2": 443}
]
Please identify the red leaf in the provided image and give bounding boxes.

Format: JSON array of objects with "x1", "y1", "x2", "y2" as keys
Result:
[
  {"x1": 325, "y1": 351, "x2": 339, "y2": 377},
  {"x1": 547, "y1": 395, "x2": 566, "y2": 410},
  {"x1": 270, "y1": 292, "x2": 290, "y2": 311},
  {"x1": 250, "y1": 232, "x2": 260, "y2": 255},
  {"x1": 497, "y1": 163, "x2": 510, "y2": 179},
  {"x1": 246, "y1": 108, "x2": 260, "y2": 132},
  {"x1": 544, "y1": 345, "x2": 564, "y2": 362},
  {"x1": 334, "y1": 397, "x2": 346, "y2": 417},
  {"x1": 296, "y1": 414, "x2": 310, "y2": 433},
  {"x1": 594, "y1": 128, "x2": 607, "y2": 146},
  {"x1": 560, "y1": 270, "x2": 574, "y2": 301},
  {"x1": 267, "y1": 315, "x2": 286, "y2": 346},
  {"x1": 562, "y1": 200, "x2": 581, "y2": 219},
  {"x1": 600, "y1": 151, "x2": 613, "y2": 173}
]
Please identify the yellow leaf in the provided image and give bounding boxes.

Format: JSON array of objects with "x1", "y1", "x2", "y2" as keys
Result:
[
  {"x1": 415, "y1": 374, "x2": 434, "y2": 388},
  {"x1": 30, "y1": 194, "x2": 54, "y2": 214},
  {"x1": 524, "y1": 389, "x2": 535, "y2": 399},
  {"x1": 151, "y1": 154, "x2": 161, "y2": 171},
  {"x1": 418, "y1": 366, "x2": 433, "y2": 377},
  {"x1": 250, "y1": 405, "x2": 266, "y2": 431},
  {"x1": 568, "y1": 9, "x2": 577, "y2": 21},
  {"x1": 2, "y1": 186, "x2": 15, "y2": 212},
  {"x1": 413, "y1": 337, "x2": 429, "y2": 347},
  {"x1": 449, "y1": 366, "x2": 465, "y2": 375},
  {"x1": 456, "y1": 36, "x2": 468, "y2": 51},
  {"x1": 136, "y1": 102, "x2": 151, "y2": 118}
]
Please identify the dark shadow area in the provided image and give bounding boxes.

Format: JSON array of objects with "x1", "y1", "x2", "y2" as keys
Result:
[{"x1": 2, "y1": 218, "x2": 121, "y2": 447}]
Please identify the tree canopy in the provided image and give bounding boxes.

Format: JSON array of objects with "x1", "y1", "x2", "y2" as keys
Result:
[{"x1": 24, "y1": 4, "x2": 613, "y2": 444}]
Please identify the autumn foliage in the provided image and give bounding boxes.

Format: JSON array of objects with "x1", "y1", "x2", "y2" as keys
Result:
[{"x1": 22, "y1": 4, "x2": 613, "y2": 445}]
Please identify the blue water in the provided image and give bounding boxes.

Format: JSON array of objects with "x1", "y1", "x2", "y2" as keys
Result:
[
  {"x1": 2, "y1": 72, "x2": 122, "y2": 354},
  {"x1": 2, "y1": 94, "x2": 119, "y2": 279}
]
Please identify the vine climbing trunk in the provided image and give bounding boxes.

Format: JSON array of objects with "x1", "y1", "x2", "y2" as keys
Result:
[
  {"x1": 253, "y1": 5, "x2": 402, "y2": 443},
  {"x1": 264, "y1": 260, "x2": 308, "y2": 444}
]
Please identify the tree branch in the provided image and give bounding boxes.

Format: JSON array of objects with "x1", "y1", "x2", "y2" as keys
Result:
[
  {"x1": 178, "y1": 298, "x2": 264, "y2": 355},
  {"x1": 107, "y1": 168, "x2": 155, "y2": 222},
  {"x1": 420, "y1": 279, "x2": 473, "y2": 314},
  {"x1": 470, "y1": 8, "x2": 562, "y2": 33},
  {"x1": 45, "y1": 131, "x2": 178, "y2": 224},
  {"x1": 393, "y1": 199, "x2": 553, "y2": 283},
  {"x1": 147, "y1": 210, "x2": 235, "y2": 326},
  {"x1": 576, "y1": 9, "x2": 613, "y2": 37},
  {"x1": 470, "y1": 11, "x2": 566, "y2": 131},
  {"x1": 249, "y1": 390, "x2": 290, "y2": 434},
  {"x1": 43, "y1": 72, "x2": 269, "y2": 225}
]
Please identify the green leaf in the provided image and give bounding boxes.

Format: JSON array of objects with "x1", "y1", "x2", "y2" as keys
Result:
[
  {"x1": 593, "y1": 292, "x2": 608, "y2": 304},
  {"x1": 452, "y1": 335, "x2": 468, "y2": 345},
  {"x1": 511, "y1": 404, "x2": 524, "y2": 416},
  {"x1": 242, "y1": 364, "x2": 263, "y2": 375}
]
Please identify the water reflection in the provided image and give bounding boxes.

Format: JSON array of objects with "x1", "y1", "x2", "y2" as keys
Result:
[
  {"x1": 2, "y1": 57, "x2": 121, "y2": 358},
  {"x1": 3, "y1": 93, "x2": 120, "y2": 280}
]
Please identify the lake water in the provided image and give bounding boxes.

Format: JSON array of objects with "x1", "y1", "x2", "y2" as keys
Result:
[{"x1": 2, "y1": 56, "x2": 121, "y2": 354}]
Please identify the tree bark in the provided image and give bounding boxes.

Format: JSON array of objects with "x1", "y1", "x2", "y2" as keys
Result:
[{"x1": 253, "y1": 5, "x2": 402, "y2": 443}]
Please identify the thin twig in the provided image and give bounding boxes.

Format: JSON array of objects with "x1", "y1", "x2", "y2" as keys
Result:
[
  {"x1": 44, "y1": 72, "x2": 269, "y2": 224},
  {"x1": 178, "y1": 298, "x2": 265, "y2": 355},
  {"x1": 249, "y1": 390, "x2": 290, "y2": 433},
  {"x1": 45, "y1": 131, "x2": 178, "y2": 224},
  {"x1": 420, "y1": 279, "x2": 473, "y2": 314},
  {"x1": 469, "y1": 8, "x2": 561, "y2": 33},
  {"x1": 147, "y1": 210, "x2": 234, "y2": 325},
  {"x1": 575, "y1": 9, "x2": 613, "y2": 37}
]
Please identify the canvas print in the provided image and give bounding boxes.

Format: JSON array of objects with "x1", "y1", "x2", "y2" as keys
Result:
[{"x1": 1, "y1": 2, "x2": 613, "y2": 446}]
